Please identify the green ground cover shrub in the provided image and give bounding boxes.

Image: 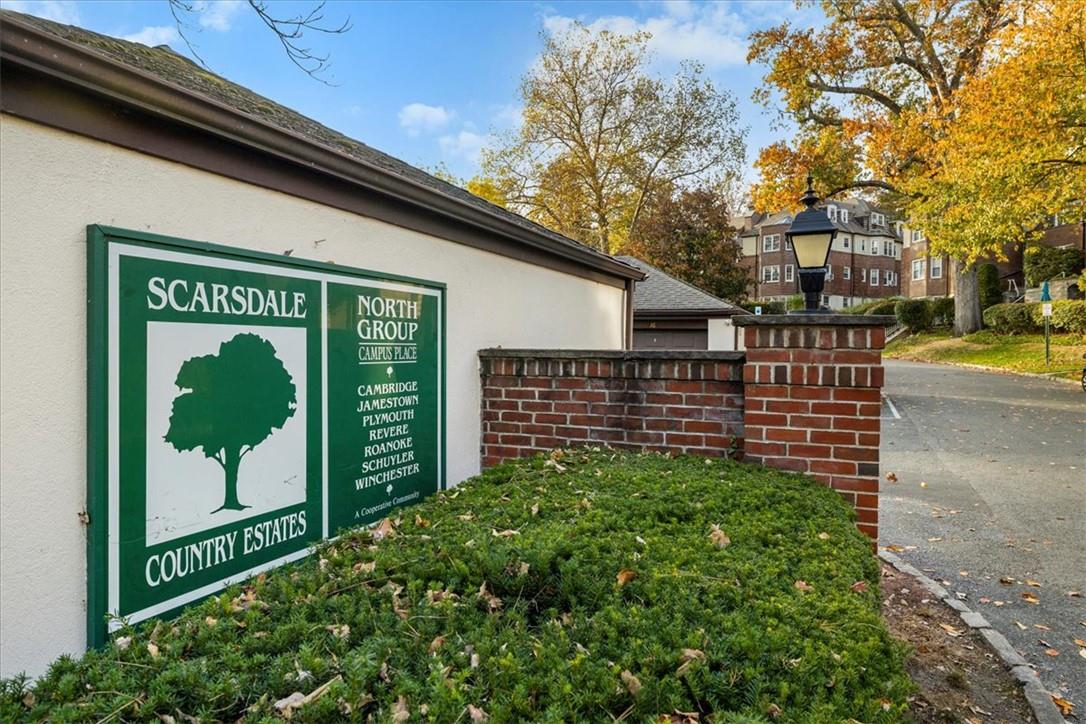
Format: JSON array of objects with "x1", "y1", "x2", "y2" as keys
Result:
[
  {"x1": 895, "y1": 299, "x2": 932, "y2": 332},
  {"x1": 1, "y1": 451, "x2": 911, "y2": 723}
]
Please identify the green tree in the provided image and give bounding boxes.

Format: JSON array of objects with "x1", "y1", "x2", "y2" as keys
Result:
[
  {"x1": 626, "y1": 187, "x2": 751, "y2": 302},
  {"x1": 482, "y1": 23, "x2": 745, "y2": 253},
  {"x1": 165, "y1": 333, "x2": 297, "y2": 513}
]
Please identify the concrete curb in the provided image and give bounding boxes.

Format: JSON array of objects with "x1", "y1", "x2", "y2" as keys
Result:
[
  {"x1": 878, "y1": 550, "x2": 1068, "y2": 724},
  {"x1": 883, "y1": 357, "x2": 1079, "y2": 385}
]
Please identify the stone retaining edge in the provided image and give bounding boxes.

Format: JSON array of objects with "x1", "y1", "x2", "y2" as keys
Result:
[{"x1": 878, "y1": 549, "x2": 1068, "y2": 724}]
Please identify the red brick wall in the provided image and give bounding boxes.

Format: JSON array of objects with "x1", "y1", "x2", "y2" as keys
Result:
[
  {"x1": 737, "y1": 320, "x2": 888, "y2": 539},
  {"x1": 479, "y1": 351, "x2": 745, "y2": 465}
]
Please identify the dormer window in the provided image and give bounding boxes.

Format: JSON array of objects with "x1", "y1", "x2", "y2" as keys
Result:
[
  {"x1": 826, "y1": 205, "x2": 838, "y2": 221},
  {"x1": 840, "y1": 209, "x2": 849, "y2": 223},
  {"x1": 871, "y1": 212, "x2": 885, "y2": 227}
]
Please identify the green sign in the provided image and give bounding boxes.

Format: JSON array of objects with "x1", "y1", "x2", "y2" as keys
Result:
[{"x1": 87, "y1": 226, "x2": 445, "y2": 646}]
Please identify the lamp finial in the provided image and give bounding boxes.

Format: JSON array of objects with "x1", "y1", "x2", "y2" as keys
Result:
[{"x1": 799, "y1": 173, "x2": 819, "y2": 209}]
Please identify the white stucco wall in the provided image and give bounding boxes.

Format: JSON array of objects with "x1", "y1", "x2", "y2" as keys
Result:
[
  {"x1": 707, "y1": 318, "x2": 744, "y2": 351},
  {"x1": 0, "y1": 115, "x2": 626, "y2": 678}
]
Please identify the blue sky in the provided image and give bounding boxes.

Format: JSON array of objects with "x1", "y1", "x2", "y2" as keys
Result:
[{"x1": 1, "y1": 1, "x2": 824, "y2": 183}]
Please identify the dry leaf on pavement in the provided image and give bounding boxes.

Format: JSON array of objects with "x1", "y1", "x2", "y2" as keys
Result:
[{"x1": 617, "y1": 569, "x2": 637, "y2": 586}]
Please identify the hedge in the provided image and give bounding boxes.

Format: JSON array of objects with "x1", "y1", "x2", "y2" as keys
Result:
[
  {"x1": 983, "y1": 300, "x2": 1086, "y2": 334},
  {"x1": 1024, "y1": 245, "x2": 1085, "y2": 287},
  {"x1": 929, "y1": 297, "x2": 954, "y2": 327},
  {"x1": 844, "y1": 297, "x2": 903, "y2": 316},
  {"x1": 1, "y1": 450, "x2": 912, "y2": 722},
  {"x1": 977, "y1": 264, "x2": 1002, "y2": 311},
  {"x1": 738, "y1": 300, "x2": 786, "y2": 315},
  {"x1": 895, "y1": 299, "x2": 932, "y2": 332}
]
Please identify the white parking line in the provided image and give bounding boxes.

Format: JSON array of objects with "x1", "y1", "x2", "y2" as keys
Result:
[{"x1": 882, "y1": 394, "x2": 901, "y2": 420}]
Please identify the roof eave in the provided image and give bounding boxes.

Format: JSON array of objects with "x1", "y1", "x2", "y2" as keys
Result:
[{"x1": 0, "y1": 15, "x2": 644, "y2": 283}]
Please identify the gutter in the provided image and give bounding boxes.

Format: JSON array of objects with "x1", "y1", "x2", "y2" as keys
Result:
[{"x1": 0, "y1": 14, "x2": 644, "y2": 285}]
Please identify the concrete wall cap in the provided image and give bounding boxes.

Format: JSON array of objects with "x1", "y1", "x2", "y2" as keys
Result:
[
  {"x1": 732, "y1": 314, "x2": 897, "y2": 327},
  {"x1": 478, "y1": 349, "x2": 746, "y2": 362}
]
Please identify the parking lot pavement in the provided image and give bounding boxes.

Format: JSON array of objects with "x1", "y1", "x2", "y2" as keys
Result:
[{"x1": 879, "y1": 360, "x2": 1086, "y2": 710}]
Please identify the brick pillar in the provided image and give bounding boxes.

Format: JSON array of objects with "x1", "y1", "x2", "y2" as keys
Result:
[{"x1": 733, "y1": 315, "x2": 894, "y2": 540}]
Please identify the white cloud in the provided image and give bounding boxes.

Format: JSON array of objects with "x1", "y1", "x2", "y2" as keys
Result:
[
  {"x1": 194, "y1": 0, "x2": 244, "y2": 32},
  {"x1": 0, "y1": 0, "x2": 80, "y2": 24},
  {"x1": 542, "y1": 2, "x2": 751, "y2": 68},
  {"x1": 492, "y1": 103, "x2": 523, "y2": 130},
  {"x1": 122, "y1": 25, "x2": 181, "y2": 47},
  {"x1": 399, "y1": 103, "x2": 455, "y2": 136},
  {"x1": 439, "y1": 130, "x2": 489, "y2": 164}
]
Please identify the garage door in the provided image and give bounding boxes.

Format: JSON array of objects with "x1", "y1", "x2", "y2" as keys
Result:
[{"x1": 633, "y1": 330, "x2": 708, "y2": 349}]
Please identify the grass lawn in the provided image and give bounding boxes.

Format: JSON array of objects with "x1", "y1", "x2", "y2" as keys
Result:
[
  {"x1": 1, "y1": 450, "x2": 912, "y2": 722},
  {"x1": 885, "y1": 328, "x2": 1086, "y2": 380}
]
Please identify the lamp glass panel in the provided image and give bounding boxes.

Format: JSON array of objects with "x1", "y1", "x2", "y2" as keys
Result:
[{"x1": 791, "y1": 233, "x2": 833, "y2": 268}]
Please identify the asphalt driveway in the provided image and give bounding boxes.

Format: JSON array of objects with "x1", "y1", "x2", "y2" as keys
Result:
[{"x1": 880, "y1": 360, "x2": 1085, "y2": 712}]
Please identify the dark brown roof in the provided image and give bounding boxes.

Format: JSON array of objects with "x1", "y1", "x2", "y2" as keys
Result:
[{"x1": 0, "y1": 9, "x2": 643, "y2": 282}]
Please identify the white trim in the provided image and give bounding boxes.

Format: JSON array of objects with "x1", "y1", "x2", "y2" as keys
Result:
[{"x1": 784, "y1": 264, "x2": 794, "y2": 282}]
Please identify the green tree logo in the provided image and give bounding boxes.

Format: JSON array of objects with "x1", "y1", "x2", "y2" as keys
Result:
[{"x1": 165, "y1": 333, "x2": 298, "y2": 513}]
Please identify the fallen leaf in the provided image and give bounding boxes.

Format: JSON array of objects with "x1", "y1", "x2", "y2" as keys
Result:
[
  {"x1": 392, "y1": 695, "x2": 410, "y2": 722},
  {"x1": 817, "y1": 532, "x2": 830, "y2": 540},
  {"x1": 1069, "y1": 591, "x2": 1082, "y2": 598},
  {"x1": 999, "y1": 576, "x2": 1015, "y2": 585},
  {"x1": 939, "y1": 623, "x2": 964, "y2": 638},
  {"x1": 676, "y1": 648, "x2": 706, "y2": 676},
  {"x1": 476, "y1": 582, "x2": 502, "y2": 611},
  {"x1": 115, "y1": 636, "x2": 132, "y2": 651},
  {"x1": 531, "y1": 503, "x2": 539, "y2": 516},
  {"x1": 617, "y1": 569, "x2": 637, "y2": 586},
  {"x1": 353, "y1": 560, "x2": 376, "y2": 575},
  {"x1": 415, "y1": 514, "x2": 430, "y2": 528},
  {"x1": 850, "y1": 581, "x2": 868, "y2": 593},
  {"x1": 1021, "y1": 592, "x2": 1040, "y2": 604},
  {"x1": 518, "y1": 561, "x2": 530, "y2": 576},
  {"x1": 1052, "y1": 696, "x2": 1074, "y2": 716},
  {"x1": 709, "y1": 524, "x2": 730, "y2": 549},
  {"x1": 274, "y1": 692, "x2": 306, "y2": 715},
  {"x1": 1044, "y1": 648, "x2": 1060, "y2": 657},
  {"x1": 1014, "y1": 621, "x2": 1027, "y2": 630},
  {"x1": 467, "y1": 704, "x2": 489, "y2": 722},
  {"x1": 794, "y1": 580, "x2": 813, "y2": 592},
  {"x1": 621, "y1": 669, "x2": 642, "y2": 695},
  {"x1": 1025, "y1": 579, "x2": 1042, "y2": 587},
  {"x1": 491, "y1": 528, "x2": 519, "y2": 538},
  {"x1": 927, "y1": 537, "x2": 943, "y2": 542},
  {"x1": 1033, "y1": 623, "x2": 1050, "y2": 631},
  {"x1": 147, "y1": 642, "x2": 160, "y2": 658},
  {"x1": 766, "y1": 703, "x2": 783, "y2": 718},
  {"x1": 885, "y1": 472, "x2": 898, "y2": 483},
  {"x1": 429, "y1": 635, "x2": 445, "y2": 653},
  {"x1": 373, "y1": 518, "x2": 396, "y2": 541},
  {"x1": 884, "y1": 544, "x2": 906, "y2": 552},
  {"x1": 920, "y1": 481, "x2": 928, "y2": 488},
  {"x1": 1074, "y1": 638, "x2": 1086, "y2": 647},
  {"x1": 325, "y1": 624, "x2": 350, "y2": 639}
]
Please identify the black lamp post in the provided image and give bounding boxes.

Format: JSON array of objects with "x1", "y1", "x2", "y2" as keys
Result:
[{"x1": 786, "y1": 174, "x2": 838, "y2": 312}]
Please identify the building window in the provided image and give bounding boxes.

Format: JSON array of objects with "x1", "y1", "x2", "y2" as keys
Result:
[
  {"x1": 843, "y1": 266, "x2": 851, "y2": 280},
  {"x1": 762, "y1": 234, "x2": 781, "y2": 252},
  {"x1": 912, "y1": 259, "x2": 925, "y2": 280},
  {"x1": 784, "y1": 264, "x2": 794, "y2": 282},
  {"x1": 871, "y1": 269, "x2": 879, "y2": 286},
  {"x1": 884, "y1": 269, "x2": 894, "y2": 286},
  {"x1": 784, "y1": 238, "x2": 792, "y2": 250},
  {"x1": 842, "y1": 297, "x2": 851, "y2": 308},
  {"x1": 762, "y1": 265, "x2": 780, "y2": 283},
  {"x1": 822, "y1": 294, "x2": 830, "y2": 306},
  {"x1": 843, "y1": 235, "x2": 850, "y2": 249},
  {"x1": 912, "y1": 229, "x2": 925, "y2": 243},
  {"x1": 826, "y1": 264, "x2": 833, "y2": 280},
  {"x1": 871, "y1": 212, "x2": 885, "y2": 227},
  {"x1": 826, "y1": 205, "x2": 837, "y2": 221},
  {"x1": 859, "y1": 238, "x2": 867, "y2": 252},
  {"x1": 861, "y1": 268, "x2": 867, "y2": 282},
  {"x1": 840, "y1": 209, "x2": 849, "y2": 223},
  {"x1": 871, "y1": 240, "x2": 880, "y2": 256},
  {"x1": 930, "y1": 257, "x2": 943, "y2": 279}
]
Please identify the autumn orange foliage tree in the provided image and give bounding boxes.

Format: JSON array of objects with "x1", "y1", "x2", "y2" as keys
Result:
[{"x1": 748, "y1": 0, "x2": 1083, "y2": 334}]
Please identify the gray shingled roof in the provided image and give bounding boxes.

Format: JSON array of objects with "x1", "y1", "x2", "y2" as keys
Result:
[
  {"x1": 1, "y1": 9, "x2": 641, "y2": 279},
  {"x1": 617, "y1": 256, "x2": 744, "y2": 314},
  {"x1": 741, "y1": 200, "x2": 901, "y2": 240}
]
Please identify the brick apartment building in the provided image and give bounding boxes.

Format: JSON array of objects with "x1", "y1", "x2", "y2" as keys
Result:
[{"x1": 737, "y1": 199, "x2": 903, "y2": 310}]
